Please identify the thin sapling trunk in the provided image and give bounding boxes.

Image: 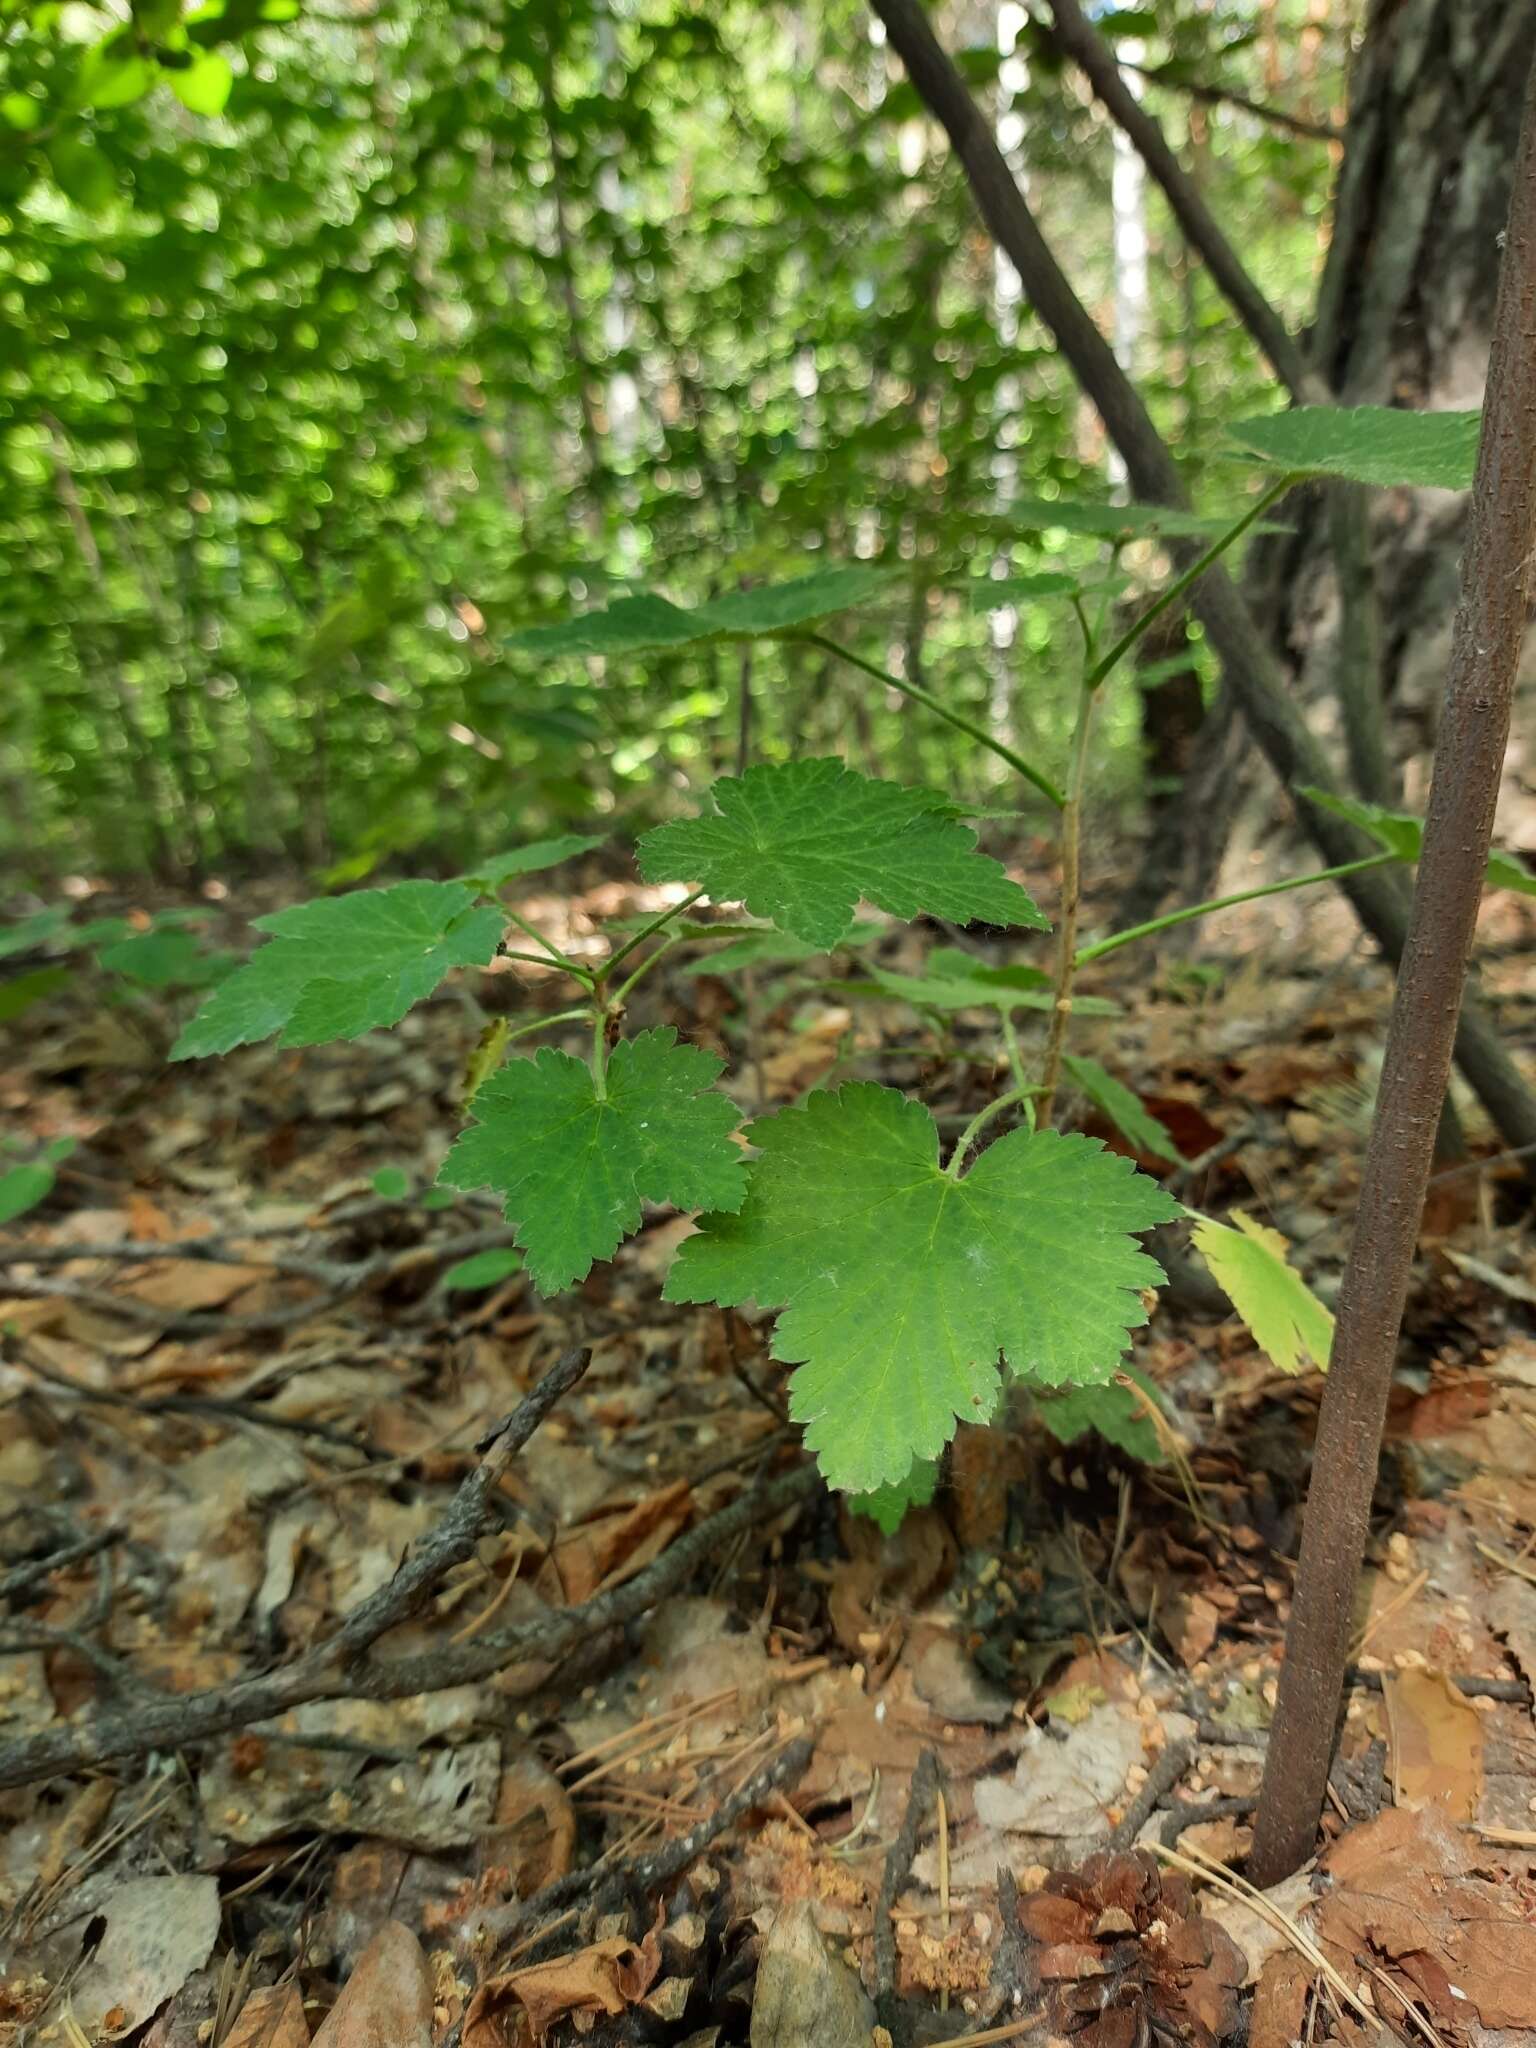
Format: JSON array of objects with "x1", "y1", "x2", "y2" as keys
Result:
[{"x1": 1249, "y1": 51, "x2": 1536, "y2": 1885}]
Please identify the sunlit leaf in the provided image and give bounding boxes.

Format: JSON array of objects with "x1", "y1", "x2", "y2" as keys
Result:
[
  {"x1": 1189, "y1": 1209, "x2": 1334, "y2": 1375},
  {"x1": 667, "y1": 1084, "x2": 1177, "y2": 1493},
  {"x1": 640, "y1": 760, "x2": 1047, "y2": 950},
  {"x1": 439, "y1": 1028, "x2": 745, "y2": 1294}
]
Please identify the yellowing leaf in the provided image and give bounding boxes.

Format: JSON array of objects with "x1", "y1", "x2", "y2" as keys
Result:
[{"x1": 1189, "y1": 1208, "x2": 1333, "y2": 1374}]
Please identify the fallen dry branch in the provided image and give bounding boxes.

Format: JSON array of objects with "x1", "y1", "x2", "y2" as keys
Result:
[
  {"x1": 875, "y1": 1745, "x2": 941, "y2": 2043},
  {"x1": 519, "y1": 1734, "x2": 816, "y2": 1925},
  {"x1": 2, "y1": 1225, "x2": 523, "y2": 1335},
  {"x1": 0, "y1": 1363, "x2": 819, "y2": 1790}
]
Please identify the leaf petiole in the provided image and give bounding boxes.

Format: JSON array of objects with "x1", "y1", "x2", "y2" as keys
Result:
[
  {"x1": 504, "y1": 1007, "x2": 589, "y2": 1045},
  {"x1": 797, "y1": 631, "x2": 1068, "y2": 810},
  {"x1": 945, "y1": 1083, "x2": 1037, "y2": 1178},
  {"x1": 1073, "y1": 849, "x2": 1399, "y2": 966},
  {"x1": 498, "y1": 904, "x2": 589, "y2": 982},
  {"x1": 602, "y1": 888, "x2": 707, "y2": 982},
  {"x1": 611, "y1": 933, "x2": 681, "y2": 1009},
  {"x1": 589, "y1": 1006, "x2": 610, "y2": 1100},
  {"x1": 1085, "y1": 477, "x2": 1292, "y2": 691}
]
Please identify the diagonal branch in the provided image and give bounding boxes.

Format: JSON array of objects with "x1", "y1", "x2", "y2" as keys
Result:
[
  {"x1": 864, "y1": 0, "x2": 1536, "y2": 1159},
  {"x1": 1251, "y1": 47, "x2": 1536, "y2": 1883},
  {"x1": 0, "y1": 1343, "x2": 817, "y2": 1792},
  {"x1": 1044, "y1": 0, "x2": 1318, "y2": 401}
]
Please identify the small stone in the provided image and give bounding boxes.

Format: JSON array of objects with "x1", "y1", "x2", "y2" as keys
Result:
[{"x1": 750, "y1": 1900, "x2": 874, "y2": 2048}]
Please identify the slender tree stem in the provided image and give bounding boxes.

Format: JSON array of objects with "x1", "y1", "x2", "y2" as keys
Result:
[
  {"x1": 946, "y1": 1085, "x2": 1034, "y2": 1178},
  {"x1": 602, "y1": 888, "x2": 705, "y2": 980},
  {"x1": 1086, "y1": 478, "x2": 1291, "y2": 690},
  {"x1": 1074, "y1": 851, "x2": 1399, "y2": 966},
  {"x1": 1251, "y1": 57, "x2": 1536, "y2": 1884},
  {"x1": 589, "y1": 1006, "x2": 610, "y2": 1100},
  {"x1": 1036, "y1": 685, "x2": 1096, "y2": 1126},
  {"x1": 798, "y1": 632, "x2": 1067, "y2": 810},
  {"x1": 863, "y1": 0, "x2": 1536, "y2": 1155}
]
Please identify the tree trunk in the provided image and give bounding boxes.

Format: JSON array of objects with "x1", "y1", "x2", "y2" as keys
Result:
[
  {"x1": 1265, "y1": 0, "x2": 1536, "y2": 800},
  {"x1": 1147, "y1": 0, "x2": 1536, "y2": 917}
]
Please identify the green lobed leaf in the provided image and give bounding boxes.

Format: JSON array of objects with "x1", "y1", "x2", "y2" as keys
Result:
[
  {"x1": 1230, "y1": 407, "x2": 1481, "y2": 491},
  {"x1": 98, "y1": 928, "x2": 230, "y2": 988},
  {"x1": 372, "y1": 1167, "x2": 411, "y2": 1200},
  {"x1": 640, "y1": 760, "x2": 1047, "y2": 951},
  {"x1": 459, "y1": 835, "x2": 605, "y2": 888},
  {"x1": 666, "y1": 1083, "x2": 1178, "y2": 1494},
  {"x1": 1189, "y1": 1209, "x2": 1334, "y2": 1375},
  {"x1": 848, "y1": 1458, "x2": 940, "y2": 1534},
  {"x1": 1300, "y1": 786, "x2": 1536, "y2": 896},
  {"x1": 510, "y1": 565, "x2": 896, "y2": 660},
  {"x1": 172, "y1": 881, "x2": 504, "y2": 1059},
  {"x1": 1062, "y1": 1054, "x2": 1184, "y2": 1165},
  {"x1": 439, "y1": 1027, "x2": 746, "y2": 1295}
]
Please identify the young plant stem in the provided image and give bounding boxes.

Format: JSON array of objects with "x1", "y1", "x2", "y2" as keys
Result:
[
  {"x1": 1085, "y1": 478, "x2": 1291, "y2": 690},
  {"x1": 1036, "y1": 683, "x2": 1096, "y2": 1127},
  {"x1": 610, "y1": 934, "x2": 680, "y2": 1008},
  {"x1": 1000, "y1": 1010, "x2": 1029, "y2": 1096},
  {"x1": 502, "y1": 906, "x2": 586, "y2": 980},
  {"x1": 602, "y1": 888, "x2": 706, "y2": 980},
  {"x1": 798, "y1": 631, "x2": 1067, "y2": 810},
  {"x1": 1073, "y1": 850, "x2": 1399, "y2": 967},
  {"x1": 501, "y1": 946, "x2": 587, "y2": 979},
  {"x1": 505, "y1": 1007, "x2": 588, "y2": 1044},
  {"x1": 946, "y1": 1084, "x2": 1033, "y2": 1177},
  {"x1": 588, "y1": 1005, "x2": 610, "y2": 1100},
  {"x1": 1249, "y1": 64, "x2": 1536, "y2": 1885}
]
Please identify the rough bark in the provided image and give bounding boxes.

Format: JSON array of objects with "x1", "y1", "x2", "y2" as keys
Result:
[
  {"x1": 1252, "y1": 50, "x2": 1536, "y2": 1879},
  {"x1": 865, "y1": 0, "x2": 1536, "y2": 1158},
  {"x1": 1263, "y1": 0, "x2": 1536, "y2": 793}
]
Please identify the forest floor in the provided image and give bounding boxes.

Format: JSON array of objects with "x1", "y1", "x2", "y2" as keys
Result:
[{"x1": 5, "y1": 850, "x2": 1536, "y2": 2048}]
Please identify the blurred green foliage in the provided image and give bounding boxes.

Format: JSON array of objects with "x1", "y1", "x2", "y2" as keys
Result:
[{"x1": 0, "y1": 0, "x2": 1341, "y2": 879}]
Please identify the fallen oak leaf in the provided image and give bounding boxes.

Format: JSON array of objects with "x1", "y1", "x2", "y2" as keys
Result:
[{"x1": 465, "y1": 1931, "x2": 662, "y2": 2045}]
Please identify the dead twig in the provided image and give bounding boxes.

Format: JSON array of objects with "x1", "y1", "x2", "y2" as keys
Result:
[
  {"x1": 520, "y1": 1733, "x2": 814, "y2": 1926},
  {"x1": 16, "y1": 1349, "x2": 384, "y2": 1462},
  {"x1": 0, "y1": 1405, "x2": 818, "y2": 1791},
  {"x1": 875, "y1": 1746, "x2": 940, "y2": 2048},
  {"x1": 2, "y1": 1227, "x2": 523, "y2": 1336},
  {"x1": 1106, "y1": 1737, "x2": 1193, "y2": 1851},
  {"x1": 0, "y1": 1526, "x2": 124, "y2": 1604}
]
